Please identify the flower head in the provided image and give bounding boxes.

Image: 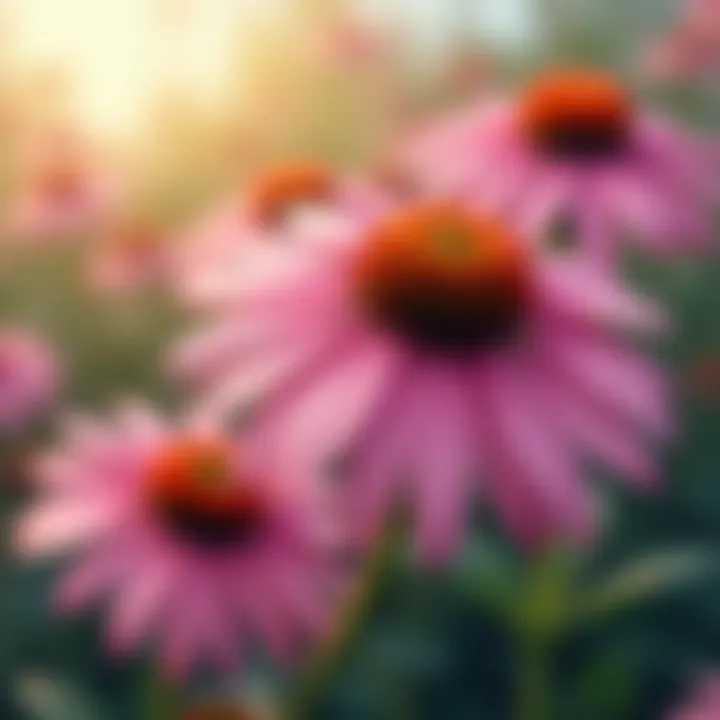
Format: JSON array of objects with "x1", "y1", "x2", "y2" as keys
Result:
[
  {"x1": 89, "y1": 219, "x2": 169, "y2": 294},
  {"x1": 174, "y1": 161, "x2": 381, "y2": 307},
  {"x1": 16, "y1": 403, "x2": 339, "y2": 678},
  {"x1": 0, "y1": 328, "x2": 60, "y2": 430},
  {"x1": 313, "y1": 16, "x2": 390, "y2": 72},
  {"x1": 175, "y1": 195, "x2": 671, "y2": 562},
  {"x1": 401, "y1": 67, "x2": 720, "y2": 265},
  {"x1": 9, "y1": 133, "x2": 119, "y2": 241},
  {"x1": 641, "y1": 0, "x2": 720, "y2": 80}
]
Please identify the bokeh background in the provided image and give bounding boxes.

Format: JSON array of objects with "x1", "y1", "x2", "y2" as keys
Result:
[{"x1": 0, "y1": 0, "x2": 717, "y2": 718}]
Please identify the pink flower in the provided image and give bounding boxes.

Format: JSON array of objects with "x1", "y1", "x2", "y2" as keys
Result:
[
  {"x1": 669, "y1": 674, "x2": 720, "y2": 719},
  {"x1": 174, "y1": 161, "x2": 384, "y2": 307},
  {"x1": 9, "y1": 135, "x2": 119, "y2": 241},
  {"x1": 401, "y1": 68, "x2": 720, "y2": 266},
  {"x1": 15, "y1": 403, "x2": 339, "y2": 678},
  {"x1": 442, "y1": 49, "x2": 496, "y2": 101},
  {"x1": 0, "y1": 328, "x2": 59, "y2": 429},
  {"x1": 312, "y1": 17, "x2": 390, "y2": 71},
  {"x1": 89, "y1": 219, "x2": 170, "y2": 294},
  {"x1": 642, "y1": 0, "x2": 720, "y2": 80},
  {"x1": 173, "y1": 199, "x2": 670, "y2": 562}
]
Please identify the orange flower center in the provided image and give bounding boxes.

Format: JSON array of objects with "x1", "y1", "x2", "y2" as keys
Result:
[
  {"x1": 246, "y1": 162, "x2": 336, "y2": 228},
  {"x1": 519, "y1": 69, "x2": 632, "y2": 161},
  {"x1": 145, "y1": 439, "x2": 268, "y2": 550},
  {"x1": 353, "y1": 202, "x2": 531, "y2": 357}
]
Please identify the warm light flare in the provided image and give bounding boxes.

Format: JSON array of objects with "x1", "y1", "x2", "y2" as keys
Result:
[{"x1": 5, "y1": 0, "x2": 261, "y2": 137}]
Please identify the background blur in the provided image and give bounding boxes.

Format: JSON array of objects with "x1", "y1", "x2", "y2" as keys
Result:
[{"x1": 0, "y1": 0, "x2": 718, "y2": 718}]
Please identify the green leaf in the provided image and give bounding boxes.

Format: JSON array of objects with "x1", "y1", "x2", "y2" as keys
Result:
[
  {"x1": 576, "y1": 548, "x2": 713, "y2": 625},
  {"x1": 570, "y1": 648, "x2": 641, "y2": 720},
  {"x1": 14, "y1": 675, "x2": 104, "y2": 720}
]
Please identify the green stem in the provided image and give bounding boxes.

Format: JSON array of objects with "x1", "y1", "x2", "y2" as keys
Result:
[
  {"x1": 142, "y1": 666, "x2": 178, "y2": 720},
  {"x1": 286, "y1": 524, "x2": 402, "y2": 720},
  {"x1": 514, "y1": 635, "x2": 551, "y2": 720},
  {"x1": 510, "y1": 546, "x2": 576, "y2": 720}
]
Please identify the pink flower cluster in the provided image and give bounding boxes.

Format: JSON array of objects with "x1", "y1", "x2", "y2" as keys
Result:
[{"x1": 10, "y1": 63, "x2": 720, "y2": 685}]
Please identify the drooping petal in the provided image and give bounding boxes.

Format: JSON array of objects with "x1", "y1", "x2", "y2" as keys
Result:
[
  {"x1": 106, "y1": 553, "x2": 178, "y2": 655},
  {"x1": 533, "y1": 362, "x2": 658, "y2": 488},
  {"x1": 546, "y1": 333, "x2": 672, "y2": 438},
  {"x1": 476, "y1": 358, "x2": 597, "y2": 546},
  {"x1": 261, "y1": 336, "x2": 400, "y2": 474},
  {"x1": 16, "y1": 497, "x2": 126, "y2": 557},
  {"x1": 537, "y1": 260, "x2": 667, "y2": 333},
  {"x1": 411, "y1": 365, "x2": 475, "y2": 564}
]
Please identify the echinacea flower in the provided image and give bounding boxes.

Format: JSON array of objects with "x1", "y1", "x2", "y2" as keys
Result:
[
  {"x1": 15, "y1": 404, "x2": 339, "y2": 678},
  {"x1": 174, "y1": 161, "x2": 382, "y2": 306},
  {"x1": 401, "y1": 68, "x2": 720, "y2": 265},
  {"x1": 89, "y1": 219, "x2": 170, "y2": 294},
  {"x1": 641, "y1": 0, "x2": 720, "y2": 81},
  {"x1": 174, "y1": 199, "x2": 670, "y2": 561},
  {"x1": 312, "y1": 16, "x2": 389, "y2": 72},
  {"x1": 0, "y1": 328, "x2": 59, "y2": 430},
  {"x1": 9, "y1": 137, "x2": 119, "y2": 241},
  {"x1": 668, "y1": 673, "x2": 720, "y2": 719}
]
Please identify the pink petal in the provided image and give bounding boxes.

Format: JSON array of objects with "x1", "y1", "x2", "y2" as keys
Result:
[
  {"x1": 263, "y1": 337, "x2": 399, "y2": 474},
  {"x1": 194, "y1": 329, "x2": 340, "y2": 422},
  {"x1": 107, "y1": 555, "x2": 177, "y2": 655},
  {"x1": 32, "y1": 452, "x2": 92, "y2": 494},
  {"x1": 263, "y1": 558, "x2": 328, "y2": 636},
  {"x1": 537, "y1": 259, "x2": 667, "y2": 333},
  {"x1": 515, "y1": 171, "x2": 573, "y2": 238},
  {"x1": 348, "y1": 361, "x2": 426, "y2": 544},
  {"x1": 192, "y1": 242, "x2": 325, "y2": 308},
  {"x1": 546, "y1": 334, "x2": 672, "y2": 438},
  {"x1": 237, "y1": 565, "x2": 298, "y2": 666},
  {"x1": 476, "y1": 358, "x2": 596, "y2": 546},
  {"x1": 411, "y1": 366, "x2": 474, "y2": 564},
  {"x1": 537, "y1": 367, "x2": 657, "y2": 488},
  {"x1": 171, "y1": 313, "x2": 313, "y2": 384},
  {"x1": 54, "y1": 535, "x2": 137, "y2": 611},
  {"x1": 114, "y1": 400, "x2": 166, "y2": 448},
  {"x1": 16, "y1": 497, "x2": 125, "y2": 557},
  {"x1": 159, "y1": 568, "x2": 238, "y2": 678},
  {"x1": 185, "y1": 566, "x2": 240, "y2": 669},
  {"x1": 573, "y1": 189, "x2": 615, "y2": 266}
]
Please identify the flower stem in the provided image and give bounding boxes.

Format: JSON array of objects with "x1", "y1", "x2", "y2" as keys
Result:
[
  {"x1": 286, "y1": 524, "x2": 403, "y2": 720},
  {"x1": 511, "y1": 547, "x2": 573, "y2": 720},
  {"x1": 514, "y1": 635, "x2": 551, "y2": 720},
  {"x1": 142, "y1": 665, "x2": 178, "y2": 720}
]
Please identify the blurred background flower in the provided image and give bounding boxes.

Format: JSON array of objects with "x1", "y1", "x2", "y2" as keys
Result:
[
  {"x1": 15, "y1": 404, "x2": 342, "y2": 681},
  {"x1": 0, "y1": 328, "x2": 59, "y2": 431},
  {"x1": 641, "y1": 0, "x2": 720, "y2": 81},
  {"x1": 88, "y1": 218, "x2": 170, "y2": 296},
  {"x1": 400, "y1": 67, "x2": 720, "y2": 266},
  {"x1": 7, "y1": 129, "x2": 120, "y2": 242}
]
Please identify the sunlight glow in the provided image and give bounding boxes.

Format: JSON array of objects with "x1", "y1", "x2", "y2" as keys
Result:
[{"x1": 5, "y1": 0, "x2": 253, "y2": 137}]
